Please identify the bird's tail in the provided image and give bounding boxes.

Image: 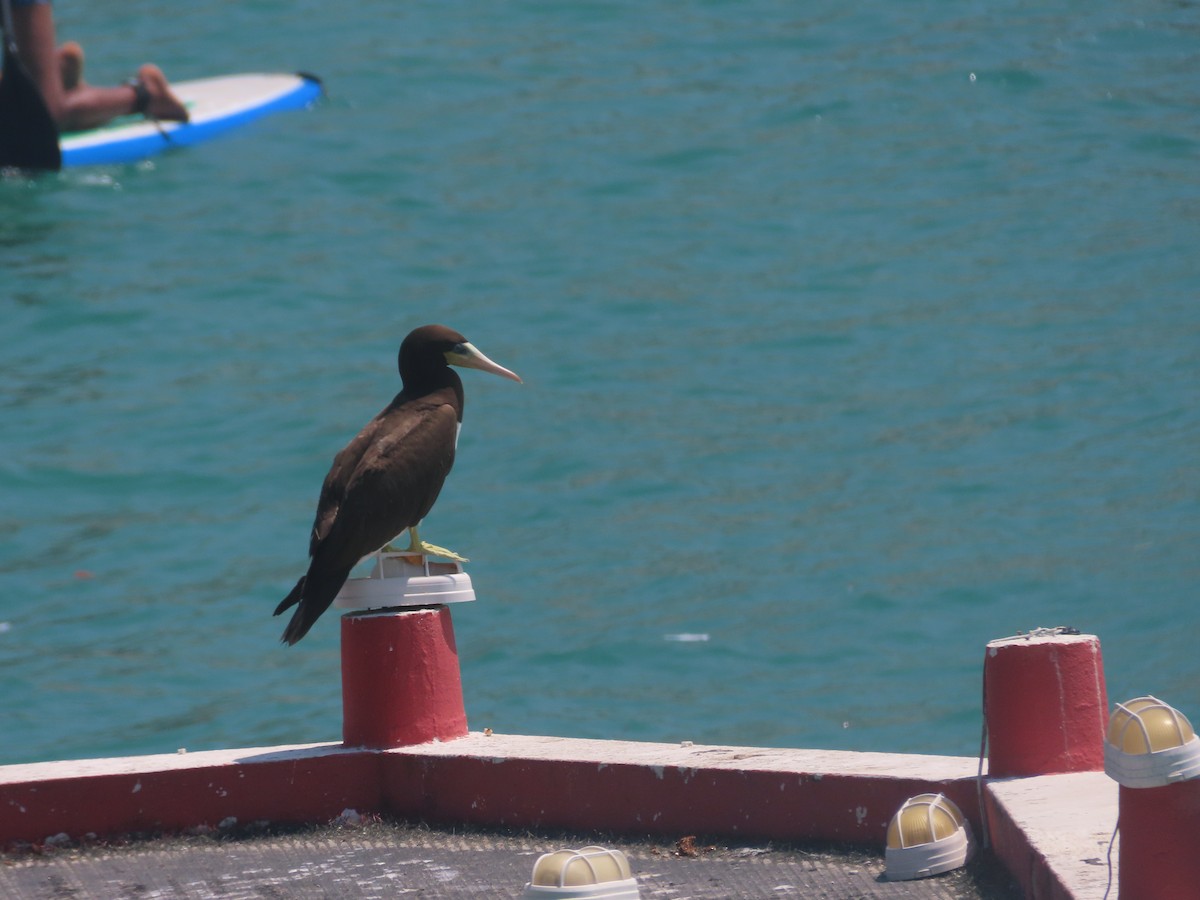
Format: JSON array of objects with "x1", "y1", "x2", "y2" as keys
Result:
[
  {"x1": 275, "y1": 565, "x2": 353, "y2": 646},
  {"x1": 274, "y1": 576, "x2": 306, "y2": 617}
]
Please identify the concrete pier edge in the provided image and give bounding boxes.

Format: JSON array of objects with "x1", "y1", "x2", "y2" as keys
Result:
[{"x1": 0, "y1": 732, "x2": 1117, "y2": 898}]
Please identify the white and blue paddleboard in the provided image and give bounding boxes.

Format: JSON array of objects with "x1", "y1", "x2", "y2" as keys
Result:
[{"x1": 60, "y1": 72, "x2": 322, "y2": 167}]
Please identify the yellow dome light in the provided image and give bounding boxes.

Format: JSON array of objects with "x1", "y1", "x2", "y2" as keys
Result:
[
  {"x1": 1105, "y1": 695, "x2": 1200, "y2": 788},
  {"x1": 523, "y1": 846, "x2": 640, "y2": 899},
  {"x1": 885, "y1": 793, "x2": 973, "y2": 881}
]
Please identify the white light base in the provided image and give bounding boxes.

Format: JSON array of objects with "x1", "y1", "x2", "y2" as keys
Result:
[
  {"x1": 333, "y1": 553, "x2": 476, "y2": 611},
  {"x1": 522, "y1": 879, "x2": 640, "y2": 899},
  {"x1": 885, "y1": 824, "x2": 972, "y2": 881},
  {"x1": 1104, "y1": 735, "x2": 1200, "y2": 788}
]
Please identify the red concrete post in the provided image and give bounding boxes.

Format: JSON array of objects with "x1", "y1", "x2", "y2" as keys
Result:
[
  {"x1": 1118, "y1": 780, "x2": 1200, "y2": 900},
  {"x1": 983, "y1": 632, "x2": 1108, "y2": 777},
  {"x1": 341, "y1": 606, "x2": 468, "y2": 749}
]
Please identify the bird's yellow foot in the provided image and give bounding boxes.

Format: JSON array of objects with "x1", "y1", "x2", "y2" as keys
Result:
[
  {"x1": 419, "y1": 541, "x2": 469, "y2": 563},
  {"x1": 381, "y1": 527, "x2": 468, "y2": 564}
]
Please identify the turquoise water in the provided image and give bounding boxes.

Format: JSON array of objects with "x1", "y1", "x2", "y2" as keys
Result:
[{"x1": 2, "y1": 1, "x2": 1197, "y2": 766}]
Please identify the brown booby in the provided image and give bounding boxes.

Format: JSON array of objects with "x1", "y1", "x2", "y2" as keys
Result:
[{"x1": 274, "y1": 324, "x2": 521, "y2": 645}]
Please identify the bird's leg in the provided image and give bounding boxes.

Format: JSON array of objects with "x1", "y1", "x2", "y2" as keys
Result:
[{"x1": 381, "y1": 526, "x2": 425, "y2": 566}]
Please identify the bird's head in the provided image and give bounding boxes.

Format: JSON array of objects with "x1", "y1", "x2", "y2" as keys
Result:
[{"x1": 400, "y1": 324, "x2": 523, "y2": 386}]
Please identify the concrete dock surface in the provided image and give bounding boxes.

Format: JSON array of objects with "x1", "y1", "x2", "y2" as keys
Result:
[{"x1": 1, "y1": 818, "x2": 1022, "y2": 899}]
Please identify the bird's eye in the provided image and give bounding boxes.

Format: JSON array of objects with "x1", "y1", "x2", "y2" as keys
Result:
[{"x1": 451, "y1": 343, "x2": 467, "y2": 355}]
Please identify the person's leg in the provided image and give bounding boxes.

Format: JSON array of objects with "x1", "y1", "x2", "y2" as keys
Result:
[{"x1": 12, "y1": 3, "x2": 188, "y2": 130}]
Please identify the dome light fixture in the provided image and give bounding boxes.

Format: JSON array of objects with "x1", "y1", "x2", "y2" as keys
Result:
[
  {"x1": 522, "y1": 846, "x2": 640, "y2": 899},
  {"x1": 885, "y1": 793, "x2": 972, "y2": 881},
  {"x1": 1104, "y1": 695, "x2": 1200, "y2": 788}
]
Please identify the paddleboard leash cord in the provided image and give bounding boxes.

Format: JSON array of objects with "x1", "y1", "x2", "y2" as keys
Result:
[{"x1": 125, "y1": 76, "x2": 175, "y2": 143}]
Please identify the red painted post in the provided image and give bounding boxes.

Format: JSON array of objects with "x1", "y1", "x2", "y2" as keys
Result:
[
  {"x1": 1118, "y1": 780, "x2": 1200, "y2": 900},
  {"x1": 983, "y1": 632, "x2": 1108, "y2": 777},
  {"x1": 341, "y1": 606, "x2": 468, "y2": 749}
]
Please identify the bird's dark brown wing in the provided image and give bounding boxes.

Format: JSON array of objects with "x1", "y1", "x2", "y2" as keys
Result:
[
  {"x1": 307, "y1": 418, "x2": 380, "y2": 557},
  {"x1": 315, "y1": 397, "x2": 460, "y2": 569}
]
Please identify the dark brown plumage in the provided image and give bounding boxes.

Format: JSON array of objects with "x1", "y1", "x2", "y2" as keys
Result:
[{"x1": 274, "y1": 324, "x2": 521, "y2": 645}]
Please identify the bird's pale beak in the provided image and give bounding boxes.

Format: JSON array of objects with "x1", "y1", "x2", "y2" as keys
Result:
[{"x1": 446, "y1": 342, "x2": 523, "y2": 383}]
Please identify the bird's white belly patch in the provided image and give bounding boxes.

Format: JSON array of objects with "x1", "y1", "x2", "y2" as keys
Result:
[{"x1": 455, "y1": 421, "x2": 461, "y2": 449}]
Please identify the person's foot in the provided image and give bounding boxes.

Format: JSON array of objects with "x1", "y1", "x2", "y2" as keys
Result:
[
  {"x1": 59, "y1": 41, "x2": 85, "y2": 91},
  {"x1": 134, "y1": 64, "x2": 189, "y2": 122}
]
